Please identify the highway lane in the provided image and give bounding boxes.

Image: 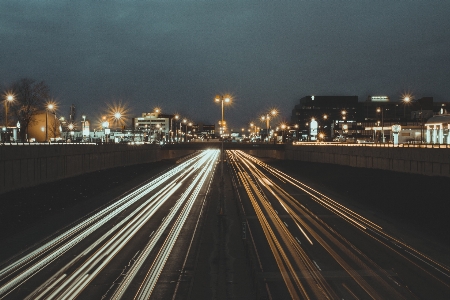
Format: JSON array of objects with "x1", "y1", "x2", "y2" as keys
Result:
[
  {"x1": 228, "y1": 150, "x2": 449, "y2": 299},
  {"x1": 0, "y1": 149, "x2": 219, "y2": 300}
]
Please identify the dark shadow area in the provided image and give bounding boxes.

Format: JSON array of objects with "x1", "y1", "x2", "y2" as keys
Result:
[
  {"x1": 270, "y1": 160, "x2": 449, "y2": 240},
  {"x1": 0, "y1": 160, "x2": 175, "y2": 242}
]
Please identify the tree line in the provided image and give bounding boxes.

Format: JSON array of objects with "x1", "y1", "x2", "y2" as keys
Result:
[{"x1": 2, "y1": 78, "x2": 52, "y2": 141}]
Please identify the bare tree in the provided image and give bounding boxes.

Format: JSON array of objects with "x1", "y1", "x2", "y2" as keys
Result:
[{"x1": 10, "y1": 78, "x2": 50, "y2": 141}]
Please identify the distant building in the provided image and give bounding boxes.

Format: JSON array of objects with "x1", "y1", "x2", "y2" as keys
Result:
[
  {"x1": 132, "y1": 112, "x2": 172, "y2": 142},
  {"x1": 195, "y1": 123, "x2": 216, "y2": 139},
  {"x1": 132, "y1": 112, "x2": 216, "y2": 142},
  {"x1": 424, "y1": 115, "x2": 450, "y2": 144},
  {"x1": 291, "y1": 95, "x2": 359, "y2": 140},
  {"x1": 291, "y1": 95, "x2": 449, "y2": 143},
  {"x1": 27, "y1": 111, "x2": 61, "y2": 142}
]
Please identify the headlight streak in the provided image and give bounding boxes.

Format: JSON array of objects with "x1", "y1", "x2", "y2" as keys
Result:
[
  {"x1": 233, "y1": 154, "x2": 331, "y2": 299},
  {"x1": 231, "y1": 150, "x2": 411, "y2": 299},
  {"x1": 30, "y1": 178, "x2": 182, "y2": 300},
  {"x1": 133, "y1": 150, "x2": 218, "y2": 300},
  {"x1": 236, "y1": 151, "x2": 450, "y2": 278},
  {"x1": 238, "y1": 172, "x2": 306, "y2": 300},
  {"x1": 34, "y1": 151, "x2": 219, "y2": 300},
  {"x1": 110, "y1": 150, "x2": 218, "y2": 300},
  {"x1": 43, "y1": 182, "x2": 184, "y2": 299},
  {"x1": 0, "y1": 151, "x2": 211, "y2": 299}
]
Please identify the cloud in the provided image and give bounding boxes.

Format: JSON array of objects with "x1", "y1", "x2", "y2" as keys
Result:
[{"x1": 1, "y1": 0, "x2": 449, "y2": 128}]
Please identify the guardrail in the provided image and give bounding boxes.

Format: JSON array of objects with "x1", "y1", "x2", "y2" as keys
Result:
[{"x1": 293, "y1": 142, "x2": 450, "y2": 149}]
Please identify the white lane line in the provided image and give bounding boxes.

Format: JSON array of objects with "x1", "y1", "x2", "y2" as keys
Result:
[{"x1": 313, "y1": 260, "x2": 322, "y2": 271}]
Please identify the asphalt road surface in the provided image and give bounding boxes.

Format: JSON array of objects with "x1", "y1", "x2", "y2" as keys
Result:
[
  {"x1": 227, "y1": 150, "x2": 449, "y2": 299},
  {"x1": 0, "y1": 149, "x2": 448, "y2": 299},
  {"x1": 0, "y1": 150, "x2": 219, "y2": 299}
]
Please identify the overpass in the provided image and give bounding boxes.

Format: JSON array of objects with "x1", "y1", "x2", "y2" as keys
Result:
[{"x1": 0, "y1": 142, "x2": 448, "y2": 194}]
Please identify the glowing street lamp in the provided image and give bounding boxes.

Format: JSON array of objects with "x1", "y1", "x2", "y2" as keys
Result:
[
  {"x1": 215, "y1": 95, "x2": 231, "y2": 137},
  {"x1": 402, "y1": 95, "x2": 412, "y2": 118},
  {"x1": 215, "y1": 94, "x2": 231, "y2": 179},
  {"x1": 261, "y1": 109, "x2": 277, "y2": 143},
  {"x1": 45, "y1": 102, "x2": 56, "y2": 142},
  {"x1": 173, "y1": 114, "x2": 179, "y2": 142},
  {"x1": 182, "y1": 118, "x2": 187, "y2": 142},
  {"x1": 281, "y1": 123, "x2": 286, "y2": 143},
  {"x1": 187, "y1": 122, "x2": 192, "y2": 142},
  {"x1": 4, "y1": 94, "x2": 14, "y2": 128},
  {"x1": 377, "y1": 107, "x2": 385, "y2": 143}
]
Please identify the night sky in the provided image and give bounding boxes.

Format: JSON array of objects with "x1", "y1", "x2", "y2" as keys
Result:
[{"x1": 1, "y1": 1, "x2": 449, "y2": 129}]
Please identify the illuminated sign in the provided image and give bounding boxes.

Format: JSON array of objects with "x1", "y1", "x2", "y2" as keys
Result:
[
  {"x1": 310, "y1": 119, "x2": 318, "y2": 137},
  {"x1": 391, "y1": 124, "x2": 401, "y2": 133},
  {"x1": 83, "y1": 120, "x2": 90, "y2": 136},
  {"x1": 371, "y1": 96, "x2": 389, "y2": 102}
]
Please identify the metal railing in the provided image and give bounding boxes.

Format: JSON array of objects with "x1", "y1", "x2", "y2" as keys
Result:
[{"x1": 292, "y1": 141, "x2": 450, "y2": 149}]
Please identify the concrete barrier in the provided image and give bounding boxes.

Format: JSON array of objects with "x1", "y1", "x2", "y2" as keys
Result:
[
  {"x1": 2, "y1": 143, "x2": 448, "y2": 194},
  {"x1": 0, "y1": 144, "x2": 161, "y2": 194}
]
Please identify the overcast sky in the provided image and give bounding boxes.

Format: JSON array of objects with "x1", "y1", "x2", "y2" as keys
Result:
[{"x1": 1, "y1": 0, "x2": 449, "y2": 129}]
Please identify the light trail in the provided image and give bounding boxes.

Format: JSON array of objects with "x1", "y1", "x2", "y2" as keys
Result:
[
  {"x1": 113, "y1": 150, "x2": 218, "y2": 300},
  {"x1": 228, "y1": 150, "x2": 433, "y2": 299},
  {"x1": 0, "y1": 150, "x2": 219, "y2": 299},
  {"x1": 231, "y1": 151, "x2": 335, "y2": 299},
  {"x1": 234, "y1": 150, "x2": 450, "y2": 280}
]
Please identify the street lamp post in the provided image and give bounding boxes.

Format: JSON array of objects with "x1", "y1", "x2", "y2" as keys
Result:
[
  {"x1": 82, "y1": 115, "x2": 87, "y2": 142},
  {"x1": 403, "y1": 96, "x2": 411, "y2": 119},
  {"x1": 68, "y1": 123, "x2": 74, "y2": 142},
  {"x1": 46, "y1": 103, "x2": 55, "y2": 142},
  {"x1": 173, "y1": 114, "x2": 179, "y2": 143},
  {"x1": 182, "y1": 119, "x2": 187, "y2": 142},
  {"x1": 4, "y1": 94, "x2": 14, "y2": 128},
  {"x1": 3, "y1": 94, "x2": 14, "y2": 142},
  {"x1": 281, "y1": 124, "x2": 286, "y2": 143},
  {"x1": 377, "y1": 107, "x2": 385, "y2": 143},
  {"x1": 261, "y1": 109, "x2": 277, "y2": 143},
  {"x1": 187, "y1": 122, "x2": 192, "y2": 142},
  {"x1": 215, "y1": 94, "x2": 231, "y2": 179}
]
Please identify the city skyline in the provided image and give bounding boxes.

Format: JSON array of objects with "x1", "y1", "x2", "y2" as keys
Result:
[{"x1": 1, "y1": 1, "x2": 449, "y2": 129}]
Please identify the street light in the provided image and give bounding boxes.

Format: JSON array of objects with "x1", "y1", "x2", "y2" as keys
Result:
[
  {"x1": 3, "y1": 94, "x2": 14, "y2": 142},
  {"x1": 187, "y1": 122, "x2": 192, "y2": 142},
  {"x1": 67, "y1": 123, "x2": 74, "y2": 142},
  {"x1": 102, "y1": 119, "x2": 109, "y2": 143},
  {"x1": 46, "y1": 102, "x2": 56, "y2": 142},
  {"x1": 81, "y1": 114, "x2": 87, "y2": 142},
  {"x1": 182, "y1": 118, "x2": 187, "y2": 142},
  {"x1": 4, "y1": 94, "x2": 14, "y2": 128},
  {"x1": 215, "y1": 94, "x2": 232, "y2": 179},
  {"x1": 403, "y1": 95, "x2": 412, "y2": 119},
  {"x1": 377, "y1": 107, "x2": 385, "y2": 143},
  {"x1": 281, "y1": 123, "x2": 286, "y2": 143},
  {"x1": 173, "y1": 114, "x2": 179, "y2": 143},
  {"x1": 261, "y1": 109, "x2": 277, "y2": 143}
]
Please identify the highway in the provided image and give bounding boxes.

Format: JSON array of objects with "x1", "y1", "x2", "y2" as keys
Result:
[
  {"x1": 228, "y1": 150, "x2": 450, "y2": 299},
  {"x1": 0, "y1": 149, "x2": 219, "y2": 300}
]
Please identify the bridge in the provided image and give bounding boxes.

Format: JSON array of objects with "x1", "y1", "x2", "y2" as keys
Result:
[{"x1": 0, "y1": 142, "x2": 448, "y2": 194}]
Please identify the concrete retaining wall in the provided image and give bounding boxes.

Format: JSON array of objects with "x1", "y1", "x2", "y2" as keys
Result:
[
  {"x1": 160, "y1": 149, "x2": 197, "y2": 160},
  {"x1": 2, "y1": 144, "x2": 448, "y2": 194},
  {"x1": 246, "y1": 145, "x2": 450, "y2": 178},
  {"x1": 0, "y1": 144, "x2": 162, "y2": 194}
]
